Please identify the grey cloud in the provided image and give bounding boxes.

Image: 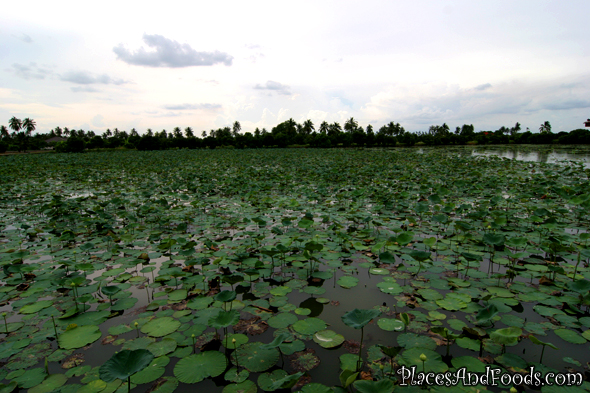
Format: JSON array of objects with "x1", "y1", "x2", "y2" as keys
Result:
[
  {"x1": 13, "y1": 33, "x2": 32, "y2": 43},
  {"x1": 163, "y1": 103, "x2": 222, "y2": 110},
  {"x1": 9, "y1": 62, "x2": 52, "y2": 80},
  {"x1": 254, "y1": 80, "x2": 291, "y2": 95},
  {"x1": 60, "y1": 71, "x2": 127, "y2": 85},
  {"x1": 543, "y1": 99, "x2": 590, "y2": 111},
  {"x1": 113, "y1": 34, "x2": 233, "y2": 68},
  {"x1": 71, "y1": 86, "x2": 100, "y2": 93},
  {"x1": 473, "y1": 83, "x2": 492, "y2": 91}
]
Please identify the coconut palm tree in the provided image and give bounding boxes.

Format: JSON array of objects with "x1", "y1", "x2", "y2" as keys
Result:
[
  {"x1": 9, "y1": 117, "x2": 22, "y2": 134},
  {"x1": 539, "y1": 121, "x2": 552, "y2": 134},
  {"x1": 0, "y1": 125, "x2": 9, "y2": 139},
  {"x1": 319, "y1": 121, "x2": 329, "y2": 135},
  {"x1": 184, "y1": 127, "x2": 194, "y2": 137},
  {"x1": 22, "y1": 118, "x2": 36, "y2": 136},
  {"x1": 232, "y1": 121, "x2": 241, "y2": 137}
]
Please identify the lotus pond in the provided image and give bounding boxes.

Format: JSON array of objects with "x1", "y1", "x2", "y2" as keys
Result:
[{"x1": 2, "y1": 147, "x2": 590, "y2": 393}]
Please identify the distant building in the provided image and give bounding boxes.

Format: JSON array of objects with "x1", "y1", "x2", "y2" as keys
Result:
[
  {"x1": 585, "y1": 119, "x2": 590, "y2": 127},
  {"x1": 45, "y1": 136, "x2": 68, "y2": 144}
]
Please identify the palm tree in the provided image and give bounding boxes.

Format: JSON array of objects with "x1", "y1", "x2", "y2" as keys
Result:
[
  {"x1": 173, "y1": 127, "x2": 183, "y2": 138},
  {"x1": 344, "y1": 117, "x2": 358, "y2": 133},
  {"x1": 185, "y1": 127, "x2": 194, "y2": 137},
  {"x1": 55, "y1": 126, "x2": 63, "y2": 137},
  {"x1": 64, "y1": 127, "x2": 70, "y2": 137},
  {"x1": 146, "y1": 128, "x2": 153, "y2": 137},
  {"x1": 9, "y1": 117, "x2": 22, "y2": 134},
  {"x1": 22, "y1": 118, "x2": 36, "y2": 136},
  {"x1": 302, "y1": 120, "x2": 314, "y2": 135},
  {"x1": 0, "y1": 125, "x2": 9, "y2": 139},
  {"x1": 319, "y1": 121, "x2": 329, "y2": 135},
  {"x1": 539, "y1": 121, "x2": 552, "y2": 134}
]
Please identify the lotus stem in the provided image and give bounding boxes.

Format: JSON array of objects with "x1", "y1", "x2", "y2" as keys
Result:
[
  {"x1": 135, "y1": 322, "x2": 139, "y2": 338},
  {"x1": 127, "y1": 376, "x2": 131, "y2": 393},
  {"x1": 420, "y1": 353, "x2": 427, "y2": 373},
  {"x1": 540, "y1": 344, "x2": 546, "y2": 364},
  {"x1": 357, "y1": 327, "x2": 364, "y2": 372},
  {"x1": 573, "y1": 251, "x2": 581, "y2": 281},
  {"x1": 52, "y1": 315, "x2": 58, "y2": 337},
  {"x1": 192, "y1": 334, "x2": 196, "y2": 354},
  {"x1": 2, "y1": 312, "x2": 7, "y2": 334}
]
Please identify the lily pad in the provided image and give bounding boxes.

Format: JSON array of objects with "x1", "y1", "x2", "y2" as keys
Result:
[
  {"x1": 58, "y1": 325, "x2": 102, "y2": 349},
  {"x1": 141, "y1": 317, "x2": 181, "y2": 337},
  {"x1": 173, "y1": 351, "x2": 227, "y2": 383},
  {"x1": 313, "y1": 330, "x2": 345, "y2": 348}
]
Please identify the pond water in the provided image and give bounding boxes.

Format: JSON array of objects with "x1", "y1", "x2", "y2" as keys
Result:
[{"x1": 469, "y1": 145, "x2": 590, "y2": 168}]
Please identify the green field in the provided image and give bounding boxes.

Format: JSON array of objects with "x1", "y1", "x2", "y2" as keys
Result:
[{"x1": 1, "y1": 148, "x2": 590, "y2": 392}]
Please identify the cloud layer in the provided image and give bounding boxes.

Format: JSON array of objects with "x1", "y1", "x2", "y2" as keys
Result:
[
  {"x1": 113, "y1": 34, "x2": 233, "y2": 68},
  {"x1": 254, "y1": 80, "x2": 291, "y2": 95},
  {"x1": 60, "y1": 71, "x2": 127, "y2": 85}
]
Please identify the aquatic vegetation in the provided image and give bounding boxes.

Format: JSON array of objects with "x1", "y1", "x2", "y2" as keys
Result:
[{"x1": 1, "y1": 147, "x2": 590, "y2": 392}]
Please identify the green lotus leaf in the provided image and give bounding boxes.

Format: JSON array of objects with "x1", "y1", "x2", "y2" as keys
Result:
[
  {"x1": 77, "y1": 379, "x2": 107, "y2": 393},
  {"x1": 490, "y1": 326, "x2": 522, "y2": 346},
  {"x1": 101, "y1": 285, "x2": 121, "y2": 297},
  {"x1": 293, "y1": 317, "x2": 327, "y2": 335},
  {"x1": 483, "y1": 233, "x2": 505, "y2": 246},
  {"x1": 215, "y1": 290, "x2": 237, "y2": 303},
  {"x1": 409, "y1": 250, "x2": 431, "y2": 262},
  {"x1": 27, "y1": 373, "x2": 68, "y2": 393},
  {"x1": 342, "y1": 308, "x2": 381, "y2": 329},
  {"x1": 377, "y1": 318, "x2": 405, "y2": 332},
  {"x1": 397, "y1": 333, "x2": 437, "y2": 350},
  {"x1": 379, "y1": 251, "x2": 396, "y2": 264},
  {"x1": 267, "y1": 313, "x2": 298, "y2": 329},
  {"x1": 554, "y1": 329, "x2": 586, "y2": 344},
  {"x1": 130, "y1": 355, "x2": 169, "y2": 384},
  {"x1": 167, "y1": 289, "x2": 187, "y2": 302},
  {"x1": 99, "y1": 349, "x2": 154, "y2": 382},
  {"x1": 313, "y1": 330, "x2": 345, "y2": 348},
  {"x1": 141, "y1": 317, "x2": 181, "y2": 337},
  {"x1": 567, "y1": 279, "x2": 590, "y2": 293},
  {"x1": 222, "y1": 380, "x2": 257, "y2": 393},
  {"x1": 209, "y1": 310, "x2": 240, "y2": 329},
  {"x1": 476, "y1": 304, "x2": 499, "y2": 325},
  {"x1": 58, "y1": 325, "x2": 102, "y2": 349},
  {"x1": 12, "y1": 367, "x2": 46, "y2": 389},
  {"x1": 257, "y1": 369, "x2": 288, "y2": 392},
  {"x1": 399, "y1": 348, "x2": 448, "y2": 373},
  {"x1": 376, "y1": 281, "x2": 403, "y2": 295},
  {"x1": 173, "y1": 351, "x2": 227, "y2": 383},
  {"x1": 337, "y1": 276, "x2": 359, "y2": 289},
  {"x1": 225, "y1": 368, "x2": 250, "y2": 383},
  {"x1": 300, "y1": 383, "x2": 332, "y2": 393},
  {"x1": 353, "y1": 379, "x2": 394, "y2": 393},
  {"x1": 261, "y1": 332, "x2": 292, "y2": 349},
  {"x1": 451, "y1": 356, "x2": 486, "y2": 373},
  {"x1": 19, "y1": 299, "x2": 53, "y2": 314},
  {"x1": 147, "y1": 338, "x2": 177, "y2": 357},
  {"x1": 225, "y1": 333, "x2": 249, "y2": 349},
  {"x1": 111, "y1": 297, "x2": 138, "y2": 311},
  {"x1": 187, "y1": 296, "x2": 214, "y2": 310},
  {"x1": 234, "y1": 342, "x2": 279, "y2": 372}
]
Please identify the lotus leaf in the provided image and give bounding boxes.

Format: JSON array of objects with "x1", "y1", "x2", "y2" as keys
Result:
[
  {"x1": 353, "y1": 380, "x2": 394, "y2": 393},
  {"x1": 293, "y1": 317, "x2": 327, "y2": 335},
  {"x1": 141, "y1": 317, "x2": 181, "y2": 337},
  {"x1": 58, "y1": 325, "x2": 101, "y2": 349},
  {"x1": 173, "y1": 351, "x2": 227, "y2": 383},
  {"x1": 313, "y1": 330, "x2": 345, "y2": 348},
  {"x1": 234, "y1": 342, "x2": 279, "y2": 372},
  {"x1": 222, "y1": 380, "x2": 257, "y2": 393},
  {"x1": 99, "y1": 349, "x2": 154, "y2": 383}
]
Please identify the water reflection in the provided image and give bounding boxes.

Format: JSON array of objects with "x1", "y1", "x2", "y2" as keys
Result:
[{"x1": 471, "y1": 145, "x2": 590, "y2": 168}]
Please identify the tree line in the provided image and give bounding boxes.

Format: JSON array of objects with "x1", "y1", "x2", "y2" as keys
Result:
[{"x1": 1, "y1": 116, "x2": 589, "y2": 153}]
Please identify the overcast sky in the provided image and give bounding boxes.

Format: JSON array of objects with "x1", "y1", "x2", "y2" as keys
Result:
[{"x1": 2, "y1": 0, "x2": 590, "y2": 135}]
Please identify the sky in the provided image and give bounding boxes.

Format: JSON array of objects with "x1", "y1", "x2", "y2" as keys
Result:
[{"x1": 2, "y1": 0, "x2": 590, "y2": 135}]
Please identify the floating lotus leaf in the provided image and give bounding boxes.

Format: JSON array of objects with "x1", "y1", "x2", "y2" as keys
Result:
[
  {"x1": 225, "y1": 368, "x2": 250, "y2": 383},
  {"x1": 27, "y1": 373, "x2": 68, "y2": 393},
  {"x1": 313, "y1": 330, "x2": 345, "y2": 348},
  {"x1": 77, "y1": 379, "x2": 107, "y2": 393},
  {"x1": 567, "y1": 279, "x2": 590, "y2": 293},
  {"x1": 141, "y1": 317, "x2": 181, "y2": 337},
  {"x1": 130, "y1": 355, "x2": 169, "y2": 384},
  {"x1": 342, "y1": 309, "x2": 381, "y2": 329},
  {"x1": 167, "y1": 289, "x2": 187, "y2": 302},
  {"x1": 225, "y1": 333, "x2": 249, "y2": 349},
  {"x1": 554, "y1": 329, "x2": 586, "y2": 344},
  {"x1": 476, "y1": 304, "x2": 499, "y2": 325},
  {"x1": 490, "y1": 326, "x2": 522, "y2": 346},
  {"x1": 377, "y1": 318, "x2": 405, "y2": 332},
  {"x1": 101, "y1": 285, "x2": 121, "y2": 297},
  {"x1": 173, "y1": 351, "x2": 226, "y2": 383},
  {"x1": 222, "y1": 380, "x2": 257, "y2": 393},
  {"x1": 279, "y1": 339, "x2": 305, "y2": 355},
  {"x1": 451, "y1": 356, "x2": 487, "y2": 373},
  {"x1": 397, "y1": 333, "x2": 437, "y2": 350},
  {"x1": 295, "y1": 308, "x2": 311, "y2": 316},
  {"x1": 409, "y1": 250, "x2": 431, "y2": 262},
  {"x1": 353, "y1": 379, "x2": 394, "y2": 393},
  {"x1": 293, "y1": 317, "x2": 327, "y2": 335},
  {"x1": 290, "y1": 348, "x2": 320, "y2": 372},
  {"x1": 147, "y1": 338, "x2": 177, "y2": 357},
  {"x1": 99, "y1": 349, "x2": 154, "y2": 382},
  {"x1": 234, "y1": 342, "x2": 279, "y2": 372},
  {"x1": 19, "y1": 299, "x2": 53, "y2": 314},
  {"x1": 257, "y1": 369, "x2": 288, "y2": 392},
  {"x1": 337, "y1": 276, "x2": 359, "y2": 289},
  {"x1": 300, "y1": 383, "x2": 333, "y2": 393},
  {"x1": 111, "y1": 297, "x2": 138, "y2": 311},
  {"x1": 267, "y1": 313, "x2": 298, "y2": 329},
  {"x1": 58, "y1": 325, "x2": 101, "y2": 349},
  {"x1": 376, "y1": 281, "x2": 403, "y2": 295},
  {"x1": 399, "y1": 348, "x2": 448, "y2": 373}
]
